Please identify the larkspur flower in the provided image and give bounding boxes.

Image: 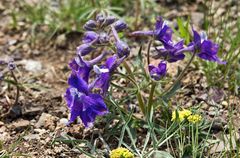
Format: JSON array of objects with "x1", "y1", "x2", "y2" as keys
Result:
[
  {"x1": 132, "y1": 16, "x2": 173, "y2": 46},
  {"x1": 154, "y1": 40, "x2": 185, "y2": 62},
  {"x1": 65, "y1": 14, "x2": 129, "y2": 128},
  {"x1": 112, "y1": 25, "x2": 130, "y2": 57},
  {"x1": 70, "y1": 51, "x2": 109, "y2": 82},
  {"x1": 77, "y1": 43, "x2": 95, "y2": 56},
  {"x1": 114, "y1": 20, "x2": 127, "y2": 32},
  {"x1": 65, "y1": 73, "x2": 108, "y2": 127},
  {"x1": 83, "y1": 20, "x2": 97, "y2": 31},
  {"x1": 96, "y1": 13, "x2": 105, "y2": 24},
  {"x1": 90, "y1": 55, "x2": 126, "y2": 96},
  {"x1": 148, "y1": 61, "x2": 167, "y2": 81},
  {"x1": 102, "y1": 16, "x2": 117, "y2": 26},
  {"x1": 110, "y1": 147, "x2": 134, "y2": 158},
  {"x1": 188, "y1": 29, "x2": 226, "y2": 64},
  {"x1": 82, "y1": 31, "x2": 99, "y2": 43},
  {"x1": 7, "y1": 59, "x2": 16, "y2": 71}
]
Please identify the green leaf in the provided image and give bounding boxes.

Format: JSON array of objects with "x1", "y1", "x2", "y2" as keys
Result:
[{"x1": 162, "y1": 81, "x2": 181, "y2": 102}]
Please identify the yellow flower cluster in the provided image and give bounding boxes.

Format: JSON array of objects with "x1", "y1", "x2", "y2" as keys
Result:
[
  {"x1": 171, "y1": 109, "x2": 192, "y2": 122},
  {"x1": 110, "y1": 147, "x2": 134, "y2": 158},
  {"x1": 171, "y1": 109, "x2": 202, "y2": 123},
  {"x1": 187, "y1": 114, "x2": 202, "y2": 123}
]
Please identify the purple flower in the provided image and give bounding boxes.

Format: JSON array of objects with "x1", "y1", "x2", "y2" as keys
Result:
[
  {"x1": 132, "y1": 16, "x2": 173, "y2": 46},
  {"x1": 111, "y1": 26, "x2": 130, "y2": 58},
  {"x1": 7, "y1": 59, "x2": 16, "y2": 71},
  {"x1": 82, "y1": 31, "x2": 99, "y2": 43},
  {"x1": 115, "y1": 41, "x2": 130, "y2": 58},
  {"x1": 96, "y1": 13, "x2": 105, "y2": 24},
  {"x1": 65, "y1": 73, "x2": 108, "y2": 127},
  {"x1": 114, "y1": 20, "x2": 127, "y2": 32},
  {"x1": 90, "y1": 55, "x2": 125, "y2": 96},
  {"x1": 148, "y1": 61, "x2": 167, "y2": 81},
  {"x1": 77, "y1": 43, "x2": 95, "y2": 56},
  {"x1": 189, "y1": 29, "x2": 226, "y2": 64},
  {"x1": 83, "y1": 20, "x2": 97, "y2": 31},
  {"x1": 103, "y1": 16, "x2": 117, "y2": 26},
  {"x1": 70, "y1": 52, "x2": 108, "y2": 82},
  {"x1": 154, "y1": 40, "x2": 185, "y2": 62}
]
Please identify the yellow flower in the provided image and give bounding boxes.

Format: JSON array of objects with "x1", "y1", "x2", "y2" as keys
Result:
[
  {"x1": 110, "y1": 147, "x2": 134, "y2": 158},
  {"x1": 187, "y1": 114, "x2": 202, "y2": 123},
  {"x1": 171, "y1": 109, "x2": 192, "y2": 122},
  {"x1": 181, "y1": 109, "x2": 192, "y2": 118}
]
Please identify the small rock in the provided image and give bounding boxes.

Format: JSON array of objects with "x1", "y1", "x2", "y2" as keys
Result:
[
  {"x1": 8, "y1": 39, "x2": 17, "y2": 45},
  {"x1": 23, "y1": 134, "x2": 40, "y2": 141},
  {"x1": 34, "y1": 128, "x2": 47, "y2": 135},
  {"x1": 208, "y1": 107, "x2": 217, "y2": 116},
  {"x1": 201, "y1": 102, "x2": 209, "y2": 110},
  {"x1": 35, "y1": 113, "x2": 57, "y2": 131},
  {"x1": 10, "y1": 119, "x2": 30, "y2": 131},
  {"x1": 191, "y1": 12, "x2": 204, "y2": 26},
  {"x1": 22, "y1": 60, "x2": 42, "y2": 72},
  {"x1": 59, "y1": 118, "x2": 68, "y2": 125},
  {"x1": 56, "y1": 34, "x2": 67, "y2": 48},
  {"x1": 221, "y1": 101, "x2": 228, "y2": 108}
]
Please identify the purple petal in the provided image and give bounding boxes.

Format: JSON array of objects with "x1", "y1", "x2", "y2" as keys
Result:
[
  {"x1": 114, "y1": 20, "x2": 127, "y2": 32},
  {"x1": 115, "y1": 40, "x2": 130, "y2": 58},
  {"x1": 68, "y1": 73, "x2": 88, "y2": 94},
  {"x1": 77, "y1": 43, "x2": 95, "y2": 56},
  {"x1": 200, "y1": 40, "x2": 218, "y2": 55},
  {"x1": 80, "y1": 94, "x2": 108, "y2": 127},
  {"x1": 131, "y1": 30, "x2": 155, "y2": 36},
  {"x1": 192, "y1": 28, "x2": 201, "y2": 44},
  {"x1": 83, "y1": 20, "x2": 97, "y2": 31}
]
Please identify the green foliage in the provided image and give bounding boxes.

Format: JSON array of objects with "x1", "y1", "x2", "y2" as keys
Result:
[{"x1": 177, "y1": 17, "x2": 191, "y2": 44}]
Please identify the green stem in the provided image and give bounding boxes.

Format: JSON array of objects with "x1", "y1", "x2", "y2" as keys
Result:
[
  {"x1": 162, "y1": 50, "x2": 197, "y2": 96},
  {"x1": 123, "y1": 61, "x2": 145, "y2": 115},
  {"x1": 147, "y1": 40, "x2": 152, "y2": 67},
  {"x1": 147, "y1": 82, "x2": 156, "y2": 117}
]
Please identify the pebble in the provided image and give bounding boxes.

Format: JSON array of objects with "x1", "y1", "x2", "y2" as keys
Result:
[
  {"x1": 221, "y1": 101, "x2": 228, "y2": 108},
  {"x1": 59, "y1": 118, "x2": 68, "y2": 125},
  {"x1": 23, "y1": 60, "x2": 42, "y2": 72}
]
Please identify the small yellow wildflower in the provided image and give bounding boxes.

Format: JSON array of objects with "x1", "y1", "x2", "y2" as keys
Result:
[
  {"x1": 110, "y1": 147, "x2": 134, "y2": 158},
  {"x1": 187, "y1": 114, "x2": 202, "y2": 123},
  {"x1": 171, "y1": 109, "x2": 192, "y2": 122}
]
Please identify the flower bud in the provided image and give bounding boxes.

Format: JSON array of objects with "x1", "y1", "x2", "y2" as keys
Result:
[
  {"x1": 148, "y1": 61, "x2": 167, "y2": 81},
  {"x1": 103, "y1": 16, "x2": 116, "y2": 26},
  {"x1": 114, "y1": 20, "x2": 127, "y2": 31},
  {"x1": 82, "y1": 31, "x2": 99, "y2": 43},
  {"x1": 96, "y1": 13, "x2": 105, "y2": 24},
  {"x1": 8, "y1": 59, "x2": 16, "y2": 71},
  {"x1": 98, "y1": 32, "x2": 109, "y2": 44},
  {"x1": 83, "y1": 20, "x2": 97, "y2": 31},
  {"x1": 115, "y1": 41, "x2": 130, "y2": 58},
  {"x1": 77, "y1": 43, "x2": 95, "y2": 56}
]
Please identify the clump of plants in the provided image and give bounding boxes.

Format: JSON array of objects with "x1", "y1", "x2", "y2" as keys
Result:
[{"x1": 63, "y1": 13, "x2": 226, "y2": 157}]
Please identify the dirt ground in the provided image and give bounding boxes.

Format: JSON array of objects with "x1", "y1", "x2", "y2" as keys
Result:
[{"x1": 0, "y1": 0, "x2": 240, "y2": 157}]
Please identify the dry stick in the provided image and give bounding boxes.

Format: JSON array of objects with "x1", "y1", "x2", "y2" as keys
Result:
[
  {"x1": 10, "y1": 70, "x2": 19, "y2": 106},
  {"x1": 161, "y1": 50, "x2": 197, "y2": 96}
]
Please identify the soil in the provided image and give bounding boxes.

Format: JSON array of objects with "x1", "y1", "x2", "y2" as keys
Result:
[{"x1": 0, "y1": 0, "x2": 239, "y2": 157}]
